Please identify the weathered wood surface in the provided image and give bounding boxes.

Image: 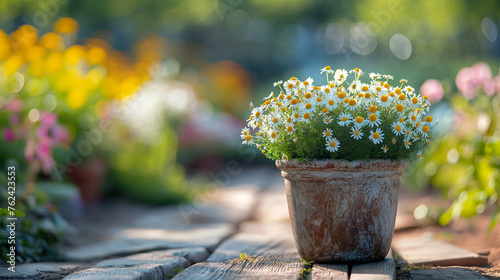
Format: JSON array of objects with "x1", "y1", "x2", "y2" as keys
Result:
[
  {"x1": 392, "y1": 237, "x2": 488, "y2": 266},
  {"x1": 63, "y1": 247, "x2": 210, "y2": 280},
  {"x1": 173, "y1": 222, "x2": 307, "y2": 280},
  {"x1": 254, "y1": 184, "x2": 290, "y2": 223},
  {"x1": 409, "y1": 266, "x2": 490, "y2": 280},
  {"x1": 309, "y1": 264, "x2": 349, "y2": 279},
  {"x1": 350, "y1": 251, "x2": 395, "y2": 280}
]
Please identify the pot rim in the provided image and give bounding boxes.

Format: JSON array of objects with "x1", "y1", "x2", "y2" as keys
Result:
[{"x1": 275, "y1": 158, "x2": 409, "y2": 172}]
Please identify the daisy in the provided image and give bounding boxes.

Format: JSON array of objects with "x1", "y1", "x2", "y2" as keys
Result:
[
  {"x1": 378, "y1": 94, "x2": 391, "y2": 108},
  {"x1": 322, "y1": 128, "x2": 333, "y2": 138},
  {"x1": 404, "y1": 139, "x2": 411, "y2": 149},
  {"x1": 404, "y1": 86, "x2": 415, "y2": 95},
  {"x1": 399, "y1": 79, "x2": 407, "y2": 84},
  {"x1": 416, "y1": 150, "x2": 423, "y2": 162},
  {"x1": 240, "y1": 127, "x2": 251, "y2": 139},
  {"x1": 320, "y1": 66, "x2": 334, "y2": 74},
  {"x1": 367, "y1": 113, "x2": 381, "y2": 127},
  {"x1": 273, "y1": 80, "x2": 283, "y2": 87},
  {"x1": 282, "y1": 154, "x2": 289, "y2": 160},
  {"x1": 347, "y1": 98, "x2": 360, "y2": 110},
  {"x1": 381, "y1": 145, "x2": 389, "y2": 153},
  {"x1": 337, "y1": 112, "x2": 353, "y2": 126},
  {"x1": 392, "y1": 138, "x2": 397, "y2": 144},
  {"x1": 382, "y1": 74, "x2": 394, "y2": 80},
  {"x1": 350, "y1": 127, "x2": 364, "y2": 140},
  {"x1": 334, "y1": 69, "x2": 348, "y2": 84},
  {"x1": 323, "y1": 117, "x2": 333, "y2": 124},
  {"x1": 268, "y1": 130, "x2": 279, "y2": 143},
  {"x1": 270, "y1": 115, "x2": 282, "y2": 127},
  {"x1": 391, "y1": 122, "x2": 405, "y2": 136},
  {"x1": 251, "y1": 107, "x2": 263, "y2": 121},
  {"x1": 408, "y1": 110, "x2": 420, "y2": 125},
  {"x1": 409, "y1": 95, "x2": 421, "y2": 108},
  {"x1": 285, "y1": 125, "x2": 295, "y2": 135},
  {"x1": 242, "y1": 134, "x2": 253, "y2": 145},
  {"x1": 348, "y1": 80, "x2": 361, "y2": 93},
  {"x1": 300, "y1": 102, "x2": 316, "y2": 114},
  {"x1": 369, "y1": 128, "x2": 384, "y2": 144},
  {"x1": 353, "y1": 116, "x2": 366, "y2": 129},
  {"x1": 325, "y1": 137, "x2": 340, "y2": 152},
  {"x1": 369, "y1": 72, "x2": 381, "y2": 80},
  {"x1": 301, "y1": 112, "x2": 312, "y2": 123}
]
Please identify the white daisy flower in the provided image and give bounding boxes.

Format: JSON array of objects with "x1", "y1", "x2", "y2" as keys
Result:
[
  {"x1": 367, "y1": 113, "x2": 381, "y2": 127},
  {"x1": 350, "y1": 127, "x2": 364, "y2": 140},
  {"x1": 416, "y1": 150, "x2": 423, "y2": 162},
  {"x1": 251, "y1": 107, "x2": 263, "y2": 121},
  {"x1": 337, "y1": 112, "x2": 353, "y2": 126},
  {"x1": 378, "y1": 94, "x2": 392, "y2": 108},
  {"x1": 391, "y1": 122, "x2": 405, "y2": 136},
  {"x1": 240, "y1": 127, "x2": 251, "y2": 139},
  {"x1": 301, "y1": 112, "x2": 312, "y2": 123},
  {"x1": 300, "y1": 102, "x2": 316, "y2": 114},
  {"x1": 325, "y1": 137, "x2": 340, "y2": 152},
  {"x1": 323, "y1": 117, "x2": 333, "y2": 124},
  {"x1": 381, "y1": 145, "x2": 389, "y2": 153},
  {"x1": 408, "y1": 111, "x2": 421, "y2": 125},
  {"x1": 282, "y1": 154, "x2": 289, "y2": 160},
  {"x1": 369, "y1": 128, "x2": 384, "y2": 144},
  {"x1": 369, "y1": 72, "x2": 381, "y2": 80},
  {"x1": 320, "y1": 66, "x2": 334, "y2": 74},
  {"x1": 263, "y1": 92, "x2": 274, "y2": 100},
  {"x1": 353, "y1": 116, "x2": 366, "y2": 129},
  {"x1": 409, "y1": 95, "x2": 421, "y2": 108},
  {"x1": 404, "y1": 138, "x2": 412, "y2": 149},
  {"x1": 270, "y1": 115, "x2": 282, "y2": 127},
  {"x1": 322, "y1": 128, "x2": 333, "y2": 138},
  {"x1": 399, "y1": 79, "x2": 408, "y2": 84},
  {"x1": 285, "y1": 125, "x2": 295, "y2": 135},
  {"x1": 382, "y1": 74, "x2": 394, "y2": 80},
  {"x1": 268, "y1": 129, "x2": 279, "y2": 143},
  {"x1": 334, "y1": 69, "x2": 348, "y2": 84},
  {"x1": 404, "y1": 85, "x2": 415, "y2": 95},
  {"x1": 242, "y1": 134, "x2": 254, "y2": 145},
  {"x1": 348, "y1": 80, "x2": 361, "y2": 93},
  {"x1": 273, "y1": 80, "x2": 283, "y2": 87}
]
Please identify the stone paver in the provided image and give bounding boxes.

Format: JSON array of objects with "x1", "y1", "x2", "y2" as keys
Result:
[
  {"x1": 392, "y1": 237, "x2": 489, "y2": 266},
  {"x1": 410, "y1": 266, "x2": 490, "y2": 280},
  {"x1": 350, "y1": 252, "x2": 395, "y2": 280}
]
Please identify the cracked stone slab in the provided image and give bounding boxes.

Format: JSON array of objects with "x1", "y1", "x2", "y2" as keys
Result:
[
  {"x1": 392, "y1": 237, "x2": 489, "y2": 266},
  {"x1": 66, "y1": 223, "x2": 235, "y2": 261}
]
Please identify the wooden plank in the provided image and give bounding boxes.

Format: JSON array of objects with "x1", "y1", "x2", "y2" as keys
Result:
[
  {"x1": 309, "y1": 264, "x2": 349, "y2": 279},
  {"x1": 173, "y1": 222, "x2": 308, "y2": 280},
  {"x1": 254, "y1": 184, "x2": 290, "y2": 223},
  {"x1": 392, "y1": 237, "x2": 488, "y2": 266},
  {"x1": 350, "y1": 251, "x2": 395, "y2": 280}
]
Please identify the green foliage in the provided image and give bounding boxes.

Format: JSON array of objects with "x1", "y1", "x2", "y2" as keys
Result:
[
  {"x1": 406, "y1": 94, "x2": 500, "y2": 229},
  {"x1": 300, "y1": 259, "x2": 314, "y2": 280}
]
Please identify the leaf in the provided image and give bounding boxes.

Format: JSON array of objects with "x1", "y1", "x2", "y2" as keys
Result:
[
  {"x1": 0, "y1": 207, "x2": 25, "y2": 218},
  {"x1": 488, "y1": 206, "x2": 500, "y2": 232}
]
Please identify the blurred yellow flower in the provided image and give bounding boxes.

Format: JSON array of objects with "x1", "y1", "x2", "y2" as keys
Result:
[
  {"x1": 64, "y1": 45, "x2": 86, "y2": 65},
  {"x1": 11, "y1": 25, "x2": 38, "y2": 50},
  {"x1": 40, "y1": 32, "x2": 63, "y2": 50},
  {"x1": 54, "y1": 17, "x2": 79, "y2": 34},
  {"x1": 29, "y1": 61, "x2": 44, "y2": 77},
  {"x1": 5, "y1": 54, "x2": 24, "y2": 75},
  {"x1": 67, "y1": 88, "x2": 88, "y2": 109},
  {"x1": 87, "y1": 46, "x2": 107, "y2": 65},
  {"x1": 25, "y1": 45, "x2": 46, "y2": 62},
  {"x1": 44, "y1": 52, "x2": 63, "y2": 73}
]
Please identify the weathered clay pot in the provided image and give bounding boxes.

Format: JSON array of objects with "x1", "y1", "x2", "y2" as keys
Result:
[{"x1": 275, "y1": 159, "x2": 409, "y2": 264}]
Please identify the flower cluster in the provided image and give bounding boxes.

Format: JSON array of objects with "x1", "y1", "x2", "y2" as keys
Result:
[{"x1": 241, "y1": 67, "x2": 437, "y2": 161}]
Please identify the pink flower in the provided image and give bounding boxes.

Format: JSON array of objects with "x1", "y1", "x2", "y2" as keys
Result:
[
  {"x1": 3, "y1": 128, "x2": 15, "y2": 142},
  {"x1": 52, "y1": 125, "x2": 71, "y2": 146},
  {"x1": 24, "y1": 140, "x2": 36, "y2": 162},
  {"x1": 4, "y1": 99, "x2": 23, "y2": 112},
  {"x1": 37, "y1": 143, "x2": 55, "y2": 173},
  {"x1": 420, "y1": 79, "x2": 444, "y2": 103},
  {"x1": 455, "y1": 62, "x2": 493, "y2": 99},
  {"x1": 40, "y1": 112, "x2": 57, "y2": 127}
]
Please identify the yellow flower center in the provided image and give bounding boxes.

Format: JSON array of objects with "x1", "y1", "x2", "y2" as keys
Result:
[
  {"x1": 418, "y1": 154, "x2": 422, "y2": 159},
  {"x1": 423, "y1": 95, "x2": 428, "y2": 100},
  {"x1": 294, "y1": 113, "x2": 299, "y2": 118},
  {"x1": 365, "y1": 92, "x2": 371, "y2": 98},
  {"x1": 411, "y1": 116, "x2": 417, "y2": 121},
  {"x1": 412, "y1": 97, "x2": 418, "y2": 104},
  {"x1": 342, "y1": 116, "x2": 348, "y2": 121},
  {"x1": 406, "y1": 130, "x2": 411, "y2": 135},
  {"x1": 305, "y1": 103, "x2": 312, "y2": 109},
  {"x1": 381, "y1": 95, "x2": 388, "y2": 102},
  {"x1": 415, "y1": 123, "x2": 420, "y2": 127},
  {"x1": 369, "y1": 114, "x2": 377, "y2": 122},
  {"x1": 338, "y1": 92, "x2": 346, "y2": 98},
  {"x1": 287, "y1": 126, "x2": 293, "y2": 132},
  {"x1": 330, "y1": 141, "x2": 336, "y2": 147},
  {"x1": 276, "y1": 102, "x2": 282, "y2": 107},
  {"x1": 422, "y1": 125, "x2": 429, "y2": 133},
  {"x1": 349, "y1": 99, "x2": 357, "y2": 106},
  {"x1": 392, "y1": 139, "x2": 396, "y2": 144},
  {"x1": 396, "y1": 125, "x2": 401, "y2": 132},
  {"x1": 425, "y1": 116, "x2": 433, "y2": 122},
  {"x1": 339, "y1": 74, "x2": 344, "y2": 79},
  {"x1": 271, "y1": 132, "x2": 276, "y2": 138},
  {"x1": 303, "y1": 81, "x2": 309, "y2": 86},
  {"x1": 255, "y1": 112, "x2": 260, "y2": 117},
  {"x1": 317, "y1": 97, "x2": 322, "y2": 102},
  {"x1": 405, "y1": 140, "x2": 410, "y2": 146},
  {"x1": 325, "y1": 118, "x2": 330, "y2": 123},
  {"x1": 273, "y1": 117, "x2": 279, "y2": 123},
  {"x1": 395, "y1": 88, "x2": 401, "y2": 95},
  {"x1": 263, "y1": 100, "x2": 271, "y2": 106},
  {"x1": 369, "y1": 106, "x2": 377, "y2": 113},
  {"x1": 291, "y1": 99, "x2": 298, "y2": 105},
  {"x1": 246, "y1": 135, "x2": 252, "y2": 141},
  {"x1": 399, "y1": 118, "x2": 404, "y2": 123},
  {"x1": 278, "y1": 94, "x2": 285, "y2": 100},
  {"x1": 355, "y1": 131, "x2": 359, "y2": 135},
  {"x1": 373, "y1": 132, "x2": 380, "y2": 139},
  {"x1": 344, "y1": 99, "x2": 349, "y2": 103},
  {"x1": 288, "y1": 83, "x2": 294, "y2": 89},
  {"x1": 305, "y1": 92, "x2": 312, "y2": 99},
  {"x1": 356, "y1": 116, "x2": 363, "y2": 123},
  {"x1": 399, "y1": 94, "x2": 406, "y2": 101},
  {"x1": 303, "y1": 113, "x2": 310, "y2": 119},
  {"x1": 325, "y1": 88, "x2": 331, "y2": 93},
  {"x1": 384, "y1": 83, "x2": 390, "y2": 89},
  {"x1": 376, "y1": 86, "x2": 381, "y2": 92},
  {"x1": 361, "y1": 85, "x2": 369, "y2": 91},
  {"x1": 328, "y1": 100, "x2": 334, "y2": 106},
  {"x1": 396, "y1": 104, "x2": 404, "y2": 112},
  {"x1": 325, "y1": 66, "x2": 331, "y2": 70},
  {"x1": 287, "y1": 95, "x2": 293, "y2": 100},
  {"x1": 389, "y1": 92, "x2": 395, "y2": 97},
  {"x1": 322, "y1": 108, "x2": 328, "y2": 113},
  {"x1": 325, "y1": 131, "x2": 331, "y2": 136}
]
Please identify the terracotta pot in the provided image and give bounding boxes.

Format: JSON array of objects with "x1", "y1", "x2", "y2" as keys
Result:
[{"x1": 275, "y1": 159, "x2": 409, "y2": 264}]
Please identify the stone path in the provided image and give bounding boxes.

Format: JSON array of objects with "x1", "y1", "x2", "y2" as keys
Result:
[{"x1": 1, "y1": 167, "x2": 495, "y2": 279}]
